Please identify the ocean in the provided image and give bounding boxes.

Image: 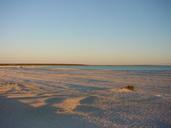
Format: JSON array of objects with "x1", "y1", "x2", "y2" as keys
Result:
[{"x1": 46, "y1": 65, "x2": 171, "y2": 71}]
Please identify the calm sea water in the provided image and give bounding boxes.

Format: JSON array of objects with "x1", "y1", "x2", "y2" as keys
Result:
[{"x1": 47, "y1": 65, "x2": 171, "y2": 71}]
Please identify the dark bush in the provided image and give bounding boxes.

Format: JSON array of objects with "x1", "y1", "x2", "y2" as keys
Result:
[{"x1": 124, "y1": 85, "x2": 135, "y2": 91}]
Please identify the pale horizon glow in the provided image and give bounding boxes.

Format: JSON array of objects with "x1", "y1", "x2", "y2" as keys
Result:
[{"x1": 0, "y1": 0, "x2": 171, "y2": 65}]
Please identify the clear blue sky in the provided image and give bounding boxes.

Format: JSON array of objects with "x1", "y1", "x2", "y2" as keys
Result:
[{"x1": 0, "y1": 0, "x2": 171, "y2": 65}]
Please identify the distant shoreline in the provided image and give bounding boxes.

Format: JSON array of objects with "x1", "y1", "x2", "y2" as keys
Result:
[
  {"x1": 0, "y1": 64, "x2": 88, "y2": 66},
  {"x1": 0, "y1": 64, "x2": 170, "y2": 66}
]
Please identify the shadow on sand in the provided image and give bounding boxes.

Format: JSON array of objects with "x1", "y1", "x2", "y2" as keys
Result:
[{"x1": 0, "y1": 97, "x2": 99, "y2": 128}]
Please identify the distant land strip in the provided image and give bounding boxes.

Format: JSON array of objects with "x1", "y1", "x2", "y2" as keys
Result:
[
  {"x1": 0, "y1": 64, "x2": 88, "y2": 66},
  {"x1": 0, "y1": 64, "x2": 170, "y2": 66}
]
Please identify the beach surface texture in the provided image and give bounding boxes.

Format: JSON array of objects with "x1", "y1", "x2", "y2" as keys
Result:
[{"x1": 0, "y1": 66, "x2": 171, "y2": 128}]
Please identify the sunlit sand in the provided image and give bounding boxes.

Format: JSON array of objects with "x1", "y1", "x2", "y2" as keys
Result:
[
  {"x1": 54, "y1": 97, "x2": 85, "y2": 113},
  {"x1": 0, "y1": 66, "x2": 171, "y2": 128}
]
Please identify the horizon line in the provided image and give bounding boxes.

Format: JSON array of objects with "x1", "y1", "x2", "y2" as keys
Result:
[{"x1": 0, "y1": 63, "x2": 170, "y2": 66}]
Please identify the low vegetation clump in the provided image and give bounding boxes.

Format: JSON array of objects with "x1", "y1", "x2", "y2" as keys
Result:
[{"x1": 123, "y1": 85, "x2": 135, "y2": 91}]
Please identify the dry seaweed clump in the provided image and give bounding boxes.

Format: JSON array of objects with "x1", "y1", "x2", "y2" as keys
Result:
[
  {"x1": 123, "y1": 85, "x2": 135, "y2": 91},
  {"x1": 110, "y1": 85, "x2": 136, "y2": 93},
  {"x1": 117, "y1": 85, "x2": 135, "y2": 93}
]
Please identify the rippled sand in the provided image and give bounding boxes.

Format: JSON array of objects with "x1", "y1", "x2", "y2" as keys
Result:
[{"x1": 0, "y1": 66, "x2": 171, "y2": 128}]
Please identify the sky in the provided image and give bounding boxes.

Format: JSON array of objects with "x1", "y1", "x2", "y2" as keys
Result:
[{"x1": 0, "y1": 0, "x2": 171, "y2": 65}]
